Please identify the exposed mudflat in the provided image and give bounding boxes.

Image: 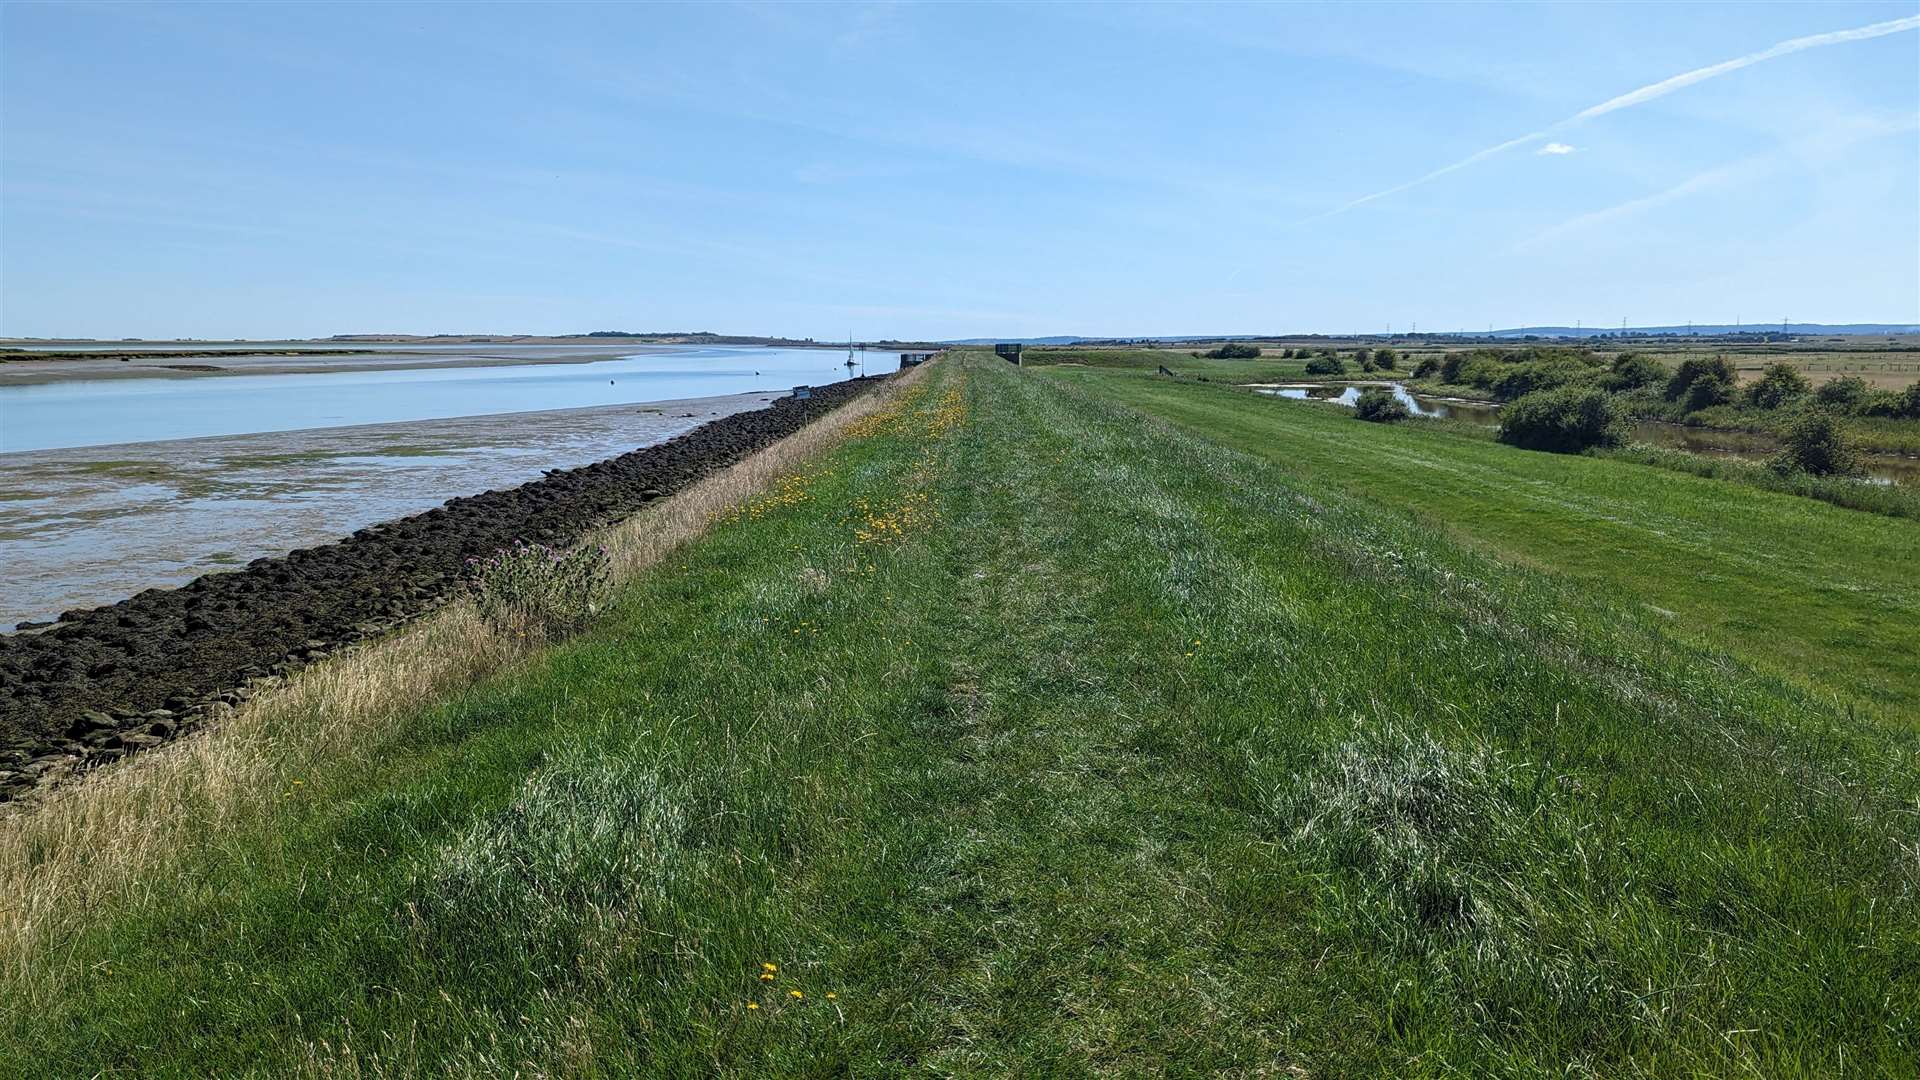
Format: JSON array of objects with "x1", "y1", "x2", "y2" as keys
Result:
[
  {"x1": 0, "y1": 375, "x2": 888, "y2": 802},
  {"x1": 0, "y1": 392, "x2": 782, "y2": 627},
  {"x1": 0, "y1": 343, "x2": 669, "y2": 385}
]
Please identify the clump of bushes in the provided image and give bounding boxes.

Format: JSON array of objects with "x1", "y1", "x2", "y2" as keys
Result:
[
  {"x1": 1815, "y1": 375, "x2": 1869, "y2": 408},
  {"x1": 1804, "y1": 377, "x2": 1920, "y2": 419},
  {"x1": 1601, "y1": 352, "x2": 1666, "y2": 392},
  {"x1": 1664, "y1": 355, "x2": 1736, "y2": 406},
  {"x1": 1770, "y1": 410, "x2": 1858, "y2": 477},
  {"x1": 1744, "y1": 363, "x2": 1811, "y2": 409},
  {"x1": 1681, "y1": 375, "x2": 1733, "y2": 412},
  {"x1": 1412, "y1": 355, "x2": 1442, "y2": 379},
  {"x1": 1490, "y1": 361, "x2": 1579, "y2": 400},
  {"x1": 1373, "y1": 347, "x2": 1397, "y2": 371},
  {"x1": 1304, "y1": 354, "x2": 1347, "y2": 376},
  {"x1": 1354, "y1": 387, "x2": 1411, "y2": 423},
  {"x1": 1425, "y1": 346, "x2": 1603, "y2": 400},
  {"x1": 1864, "y1": 382, "x2": 1920, "y2": 419},
  {"x1": 1497, "y1": 386, "x2": 1626, "y2": 453},
  {"x1": 1205, "y1": 343, "x2": 1262, "y2": 360},
  {"x1": 470, "y1": 541, "x2": 612, "y2": 641}
]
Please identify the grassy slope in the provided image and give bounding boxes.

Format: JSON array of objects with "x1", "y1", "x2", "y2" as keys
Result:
[
  {"x1": 1023, "y1": 347, "x2": 1342, "y2": 384},
  {"x1": 1043, "y1": 365, "x2": 1920, "y2": 719},
  {"x1": 4, "y1": 354, "x2": 1917, "y2": 1076}
]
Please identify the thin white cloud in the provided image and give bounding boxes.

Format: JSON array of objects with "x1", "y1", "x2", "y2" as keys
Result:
[
  {"x1": 1307, "y1": 13, "x2": 1920, "y2": 220},
  {"x1": 1571, "y1": 15, "x2": 1920, "y2": 121},
  {"x1": 1513, "y1": 156, "x2": 1760, "y2": 251},
  {"x1": 1510, "y1": 111, "x2": 1920, "y2": 251},
  {"x1": 1537, "y1": 142, "x2": 1577, "y2": 155}
]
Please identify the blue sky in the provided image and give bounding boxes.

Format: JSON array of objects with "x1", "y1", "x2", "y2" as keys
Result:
[{"x1": 3, "y1": 1, "x2": 1916, "y2": 340}]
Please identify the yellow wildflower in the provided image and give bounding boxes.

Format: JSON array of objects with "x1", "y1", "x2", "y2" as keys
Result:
[{"x1": 789, "y1": 990, "x2": 804, "y2": 1000}]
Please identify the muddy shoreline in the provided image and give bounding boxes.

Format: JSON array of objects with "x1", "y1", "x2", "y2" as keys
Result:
[
  {"x1": 0, "y1": 374, "x2": 889, "y2": 803},
  {"x1": 0, "y1": 344, "x2": 689, "y2": 386},
  {"x1": 1, "y1": 391, "x2": 784, "y2": 627}
]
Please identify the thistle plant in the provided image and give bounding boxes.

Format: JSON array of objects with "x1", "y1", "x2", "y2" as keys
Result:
[{"x1": 467, "y1": 541, "x2": 612, "y2": 641}]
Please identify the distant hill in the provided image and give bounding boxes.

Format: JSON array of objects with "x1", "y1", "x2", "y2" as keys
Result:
[
  {"x1": 1465, "y1": 323, "x2": 1920, "y2": 339},
  {"x1": 321, "y1": 332, "x2": 942, "y2": 349},
  {"x1": 944, "y1": 336, "x2": 1089, "y2": 346},
  {"x1": 944, "y1": 323, "x2": 1919, "y2": 345}
]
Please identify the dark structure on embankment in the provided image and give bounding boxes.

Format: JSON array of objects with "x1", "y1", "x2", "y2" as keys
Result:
[{"x1": 0, "y1": 374, "x2": 890, "y2": 802}]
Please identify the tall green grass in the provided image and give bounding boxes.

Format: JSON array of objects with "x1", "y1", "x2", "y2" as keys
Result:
[
  {"x1": 1022, "y1": 346, "x2": 1325, "y2": 383},
  {"x1": 1597, "y1": 441, "x2": 1920, "y2": 519},
  {"x1": 1045, "y1": 364, "x2": 1920, "y2": 719},
  {"x1": 2, "y1": 355, "x2": 1914, "y2": 1076}
]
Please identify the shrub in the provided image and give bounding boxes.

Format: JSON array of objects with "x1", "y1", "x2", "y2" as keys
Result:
[
  {"x1": 1354, "y1": 387, "x2": 1411, "y2": 423},
  {"x1": 1496, "y1": 387, "x2": 1626, "y2": 453},
  {"x1": 1665, "y1": 355, "x2": 1736, "y2": 401},
  {"x1": 1304, "y1": 354, "x2": 1347, "y2": 376},
  {"x1": 1815, "y1": 375, "x2": 1869, "y2": 408},
  {"x1": 1352, "y1": 348, "x2": 1371, "y2": 365},
  {"x1": 1373, "y1": 348, "x2": 1397, "y2": 370},
  {"x1": 1744, "y1": 363, "x2": 1810, "y2": 409},
  {"x1": 1412, "y1": 355, "x2": 1442, "y2": 379},
  {"x1": 1894, "y1": 382, "x2": 1920, "y2": 420},
  {"x1": 1770, "y1": 410, "x2": 1858, "y2": 477},
  {"x1": 469, "y1": 541, "x2": 612, "y2": 641},
  {"x1": 1682, "y1": 374, "x2": 1735, "y2": 413},
  {"x1": 1491, "y1": 361, "x2": 1581, "y2": 401},
  {"x1": 1457, "y1": 358, "x2": 1504, "y2": 390},
  {"x1": 1205, "y1": 342, "x2": 1262, "y2": 359},
  {"x1": 1601, "y1": 352, "x2": 1666, "y2": 392}
]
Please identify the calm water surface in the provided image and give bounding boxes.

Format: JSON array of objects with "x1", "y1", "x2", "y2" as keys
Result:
[
  {"x1": 0, "y1": 345, "x2": 876, "y2": 451},
  {"x1": 1255, "y1": 383, "x2": 1502, "y2": 423}
]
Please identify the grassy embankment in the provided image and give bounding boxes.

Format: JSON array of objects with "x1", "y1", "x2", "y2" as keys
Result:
[
  {"x1": 1024, "y1": 347, "x2": 1328, "y2": 383},
  {"x1": 1041, "y1": 347, "x2": 1920, "y2": 457},
  {"x1": 3, "y1": 353, "x2": 1916, "y2": 1075},
  {"x1": 1043, "y1": 362, "x2": 1919, "y2": 718},
  {"x1": 1035, "y1": 348, "x2": 1920, "y2": 516}
]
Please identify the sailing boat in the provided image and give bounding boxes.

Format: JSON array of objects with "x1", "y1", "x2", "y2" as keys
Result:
[{"x1": 844, "y1": 334, "x2": 859, "y2": 373}]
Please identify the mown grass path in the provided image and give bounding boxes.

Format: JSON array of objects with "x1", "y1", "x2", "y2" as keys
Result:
[
  {"x1": 1044, "y1": 365, "x2": 1920, "y2": 719},
  {"x1": 3, "y1": 354, "x2": 1915, "y2": 1076}
]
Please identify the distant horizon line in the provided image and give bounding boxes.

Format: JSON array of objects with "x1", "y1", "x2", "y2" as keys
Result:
[{"x1": 7, "y1": 320, "x2": 1920, "y2": 346}]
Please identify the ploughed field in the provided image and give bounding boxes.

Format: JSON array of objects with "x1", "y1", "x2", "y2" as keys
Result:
[
  {"x1": 0, "y1": 376, "x2": 887, "y2": 803},
  {"x1": 1, "y1": 354, "x2": 1913, "y2": 1076}
]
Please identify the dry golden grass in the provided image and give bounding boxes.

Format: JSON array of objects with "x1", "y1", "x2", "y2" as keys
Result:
[{"x1": 0, "y1": 362, "x2": 930, "y2": 995}]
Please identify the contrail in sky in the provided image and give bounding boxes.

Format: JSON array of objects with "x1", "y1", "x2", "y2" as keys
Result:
[{"x1": 1304, "y1": 13, "x2": 1920, "y2": 222}]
